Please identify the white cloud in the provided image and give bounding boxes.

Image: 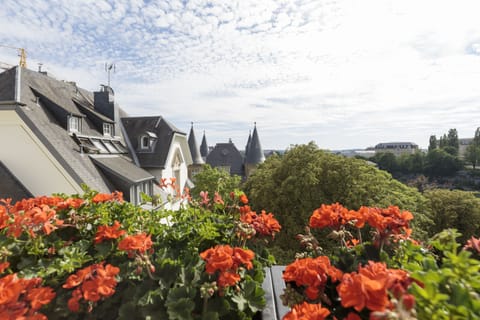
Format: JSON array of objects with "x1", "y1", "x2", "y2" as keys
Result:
[{"x1": 2, "y1": 0, "x2": 480, "y2": 150}]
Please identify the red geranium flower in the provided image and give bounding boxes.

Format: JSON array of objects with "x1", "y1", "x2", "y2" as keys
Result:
[
  {"x1": 283, "y1": 302, "x2": 330, "y2": 320},
  {"x1": 94, "y1": 221, "x2": 126, "y2": 244}
]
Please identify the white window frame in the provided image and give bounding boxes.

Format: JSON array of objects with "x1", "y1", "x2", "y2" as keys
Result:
[
  {"x1": 103, "y1": 123, "x2": 113, "y2": 136},
  {"x1": 68, "y1": 116, "x2": 81, "y2": 133},
  {"x1": 140, "y1": 136, "x2": 149, "y2": 149}
]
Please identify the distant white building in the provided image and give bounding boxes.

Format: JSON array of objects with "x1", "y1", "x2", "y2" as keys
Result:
[
  {"x1": 374, "y1": 142, "x2": 419, "y2": 156},
  {"x1": 459, "y1": 138, "x2": 473, "y2": 159}
]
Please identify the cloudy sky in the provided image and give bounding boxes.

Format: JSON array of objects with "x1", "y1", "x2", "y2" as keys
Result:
[{"x1": 2, "y1": 0, "x2": 480, "y2": 150}]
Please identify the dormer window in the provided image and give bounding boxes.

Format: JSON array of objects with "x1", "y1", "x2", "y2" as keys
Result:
[
  {"x1": 139, "y1": 131, "x2": 157, "y2": 151},
  {"x1": 141, "y1": 136, "x2": 149, "y2": 149},
  {"x1": 103, "y1": 123, "x2": 113, "y2": 137},
  {"x1": 68, "y1": 115, "x2": 81, "y2": 133}
]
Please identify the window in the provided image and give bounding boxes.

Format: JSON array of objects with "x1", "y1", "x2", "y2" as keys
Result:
[
  {"x1": 68, "y1": 116, "x2": 81, "y2": 133},
  {"x1": 141, "y1": 136, "x2": 149, "y2": 149},
  {"x1": 112, "y1": 140, "x2": 128, "y2": 153},
  {"x1": 103, "y1": 123, "x2": 113, "y2": 136},
  {"x1": 90, "y1": 139, "x2": 108, "y2": 153},
  {"x1": 102, "y1": 140, "x2": 118, "y2": 153}
]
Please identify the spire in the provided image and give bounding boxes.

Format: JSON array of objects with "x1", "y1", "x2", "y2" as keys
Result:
[
  {"x1": 245, "y1": 122, "x2": 265, "y2": 165},
  {"x1": 245, "y1": 130, "x2": 252, "y2": 158},
  {"x1": 200, "y1": 130, "x2": 209, "y2": 158},
  {"x1": 188, "y1": 122, "x2": 204, "y2": 165}
]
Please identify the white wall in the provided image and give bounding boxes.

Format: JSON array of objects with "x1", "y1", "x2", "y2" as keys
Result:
[{"x1": 0, "y1": 110, "x2": 83, "y2": 196}]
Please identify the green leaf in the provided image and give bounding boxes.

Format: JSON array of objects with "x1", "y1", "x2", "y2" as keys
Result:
[{"x1": 165, "y1": 287, "x2": 196, "y2": 320}]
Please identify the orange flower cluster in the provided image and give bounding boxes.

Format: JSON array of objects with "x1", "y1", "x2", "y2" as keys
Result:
[
  {"x1": 63, "y1": 262, "x2": 119, "y2": 312},
  {"x1": 337, "y1": 261, "x2": 412, "y2": 313},
  {"x1": 92, "y1": 191, "x2": 123, "y2": 204},
  {"x1": 200, "y1": 245, "x2": 255, "y2": 289},
  {"x1": 0, "y1": 198, "x2": 64, "y2": 238},
  {"x1": 118, "y1": 233, "x2": 153, "y2": 254},
  {"x1": 283, "y1": 256, "x2": 343, "y2": 300},
  {"x1": 159, "y1": 177, "x2": 176, "y2": 189},
  {"x1": 464, "y1": 236, "x2": 480, "y2": 254},
  {"x1": 309, "y1": 203, "x2": 414, "y2": 242},
  {"x1": 239, "y1": 194, "x2": 249, "y2": 204},
  {"x1": 357, "y1": 206, "x2": 413, "y2": 237},
  {"x1": 94, "y1": 221, "x2": 126, "y2": 244},
  {"x1": 283, "y1": 301, "x2": 330, "y2": 320},
  {"x1": 309, "y1": 203, "x2": 354, "y2": 229},
  {"x1": 0, "y1": 273, "x2": 55, "y2": 319},
  {"x1": 240, "y1": 210, "x2": 281, "y2": 238}
]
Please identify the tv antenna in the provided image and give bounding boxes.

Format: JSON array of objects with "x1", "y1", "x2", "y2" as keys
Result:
[{"x1": 104, "y1": 62, "x2": 115, "y2": 87}]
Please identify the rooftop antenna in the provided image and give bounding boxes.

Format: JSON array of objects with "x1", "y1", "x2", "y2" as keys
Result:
[{"x1": 104, "y1": 62, "x2": 115, "y2": 87}]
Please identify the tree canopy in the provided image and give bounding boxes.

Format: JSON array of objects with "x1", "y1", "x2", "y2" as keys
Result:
[
  {"x1": 190, "y1": 164, "x2": 242, "y2": 201},
  {"x1": 424, "y1": 189, "x2": 480, "y2": 242}
]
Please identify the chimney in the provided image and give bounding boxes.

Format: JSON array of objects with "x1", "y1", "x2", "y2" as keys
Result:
[{"x1": 94, "y1": 85, "x2": 118, "y2": 135}]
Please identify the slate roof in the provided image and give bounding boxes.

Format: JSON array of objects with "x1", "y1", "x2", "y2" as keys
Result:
[
  {"x1": 121, "y1": 116, "x2": 186, "y2": 168},
  {"x1": 0, "y1": 68, "x2": 15, "y2": 101},
  {"x1": 188, "y1": 124, "x2": 204, "y2": 165},
  {"x1": 0, "y1": 161, "x2": 33, "y2": 202},
  {"x1": 0, "y1": 66, "x2": 153, "y2": 194},
  {"x1": 206, "y1": 141, "x2": 244, "y2": 176},
  {"x1": 90, "y1": 155, "x2": 154, "y2": 183},
  {"x1": 200, "y1": 131, "x2": 209, "y2": 158},
  {"x1": 245, "y1": 124, "x2": 265, "y2": 165}
]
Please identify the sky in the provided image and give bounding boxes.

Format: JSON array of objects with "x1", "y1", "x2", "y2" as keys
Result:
[{"x1": 2, "y1": 0, "x2": 480, "y2": 151}]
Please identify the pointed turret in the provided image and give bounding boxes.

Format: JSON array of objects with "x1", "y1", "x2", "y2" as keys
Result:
[
  {"x1": 200, "y1": 130, "x2": 209, "y2": 159},
  {"x1": 188, "y1": 122, "x2": 204, "y2": 165},
  {"x1": 245, "y1": 123, "x2": 265, "y2": 178},
  {"x1": 245, "y1": 130, "x2": 252, "y2": 158},
  {"x1": 246, "y1": 123, "x2": 265, "y2": 165}
]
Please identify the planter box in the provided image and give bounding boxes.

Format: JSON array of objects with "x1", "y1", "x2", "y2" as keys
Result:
[{"x1": 261, "y1": 266, "x2": 289, "y2": 320}]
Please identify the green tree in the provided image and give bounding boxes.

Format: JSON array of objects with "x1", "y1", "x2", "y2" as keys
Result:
[
  {"x1": 428, "y1": 135, "x2": 437, "y2": 152},
  {"x1": 446, "y1": 128, "x2": 459, "y2": 155},
  {"x1": 190, "y1": 164, "x2": 241, "y2": 201},
  {"x1": 244, "y1": 143, "x2": 433, "y2": 262},
  {"x1": 372, "y1": 152, "x2": 398, "y2": 173},
  {"x1": 465, "y1": 127, "x2": 480, "y2": 169},
  {"x1": 425, "y1": 148, "x2": 462, "y2": 177},
  {"x1": 424, "y1": 189, "x2": 480, "y2": 242},
  {"x1": 439, "y1": 133, "x2": 447, "y2": 149},
  {"x1": 465, "y1": 143, "x2": 480, "y2": 169},
  {"x1": 397, "y1": 152, "x2": 425, "y2": 174}
]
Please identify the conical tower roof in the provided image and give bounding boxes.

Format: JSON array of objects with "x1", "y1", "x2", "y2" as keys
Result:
[
  {"x1": 245, "y1": 123, "x2": 265, "y2": 165},
  {"x1": 188, "y1": 123, "x2": 204, "y2": 165},
  {"x1": 245, "y1": 130, "x2": 252, "y2": 159},
  {"x1": 200, "y1": 130, "x2": 209, "y2": 158}
]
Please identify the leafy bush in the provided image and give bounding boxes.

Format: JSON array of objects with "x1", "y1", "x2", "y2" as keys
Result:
[{"x1": 0, "y1": 187, "x2": 280, "y2": 319}]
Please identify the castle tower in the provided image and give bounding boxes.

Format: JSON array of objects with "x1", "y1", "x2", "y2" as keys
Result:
[
  {"x1": 245, "y1": 123, "x2": 265, "y2": 178},
  {"x1": 188, "y1": 122, "x2": 204, "y2": 179},
  {"x1": 200, "y1": 130, "x2": 209, "y2": 160}
]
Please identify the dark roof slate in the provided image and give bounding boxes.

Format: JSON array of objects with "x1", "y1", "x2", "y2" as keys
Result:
[
  {"x1": 206, "y1": 142, "x2": 244, "y2": 176},
  {"x1": 245, "y1": 125, "x2": 265, "y2": 165},
  {"x1": 0, "y1": 67, "x2": 15, "y2": 101},
  {"x1": 0, "y1": 161, "x2": 33, "y2": 202},
  {"x1": 121, "y1": 116, "x2": 186, "y2": 168},
  {"x1": 200, "y1": 131, "x2": 209, "y2": 158},
  {"x1": 90, "y1": 156, "x2": 155, "y2": 184},
  {"x1": 188, "y1": 125, "x2": 204, "y2": 165}
]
